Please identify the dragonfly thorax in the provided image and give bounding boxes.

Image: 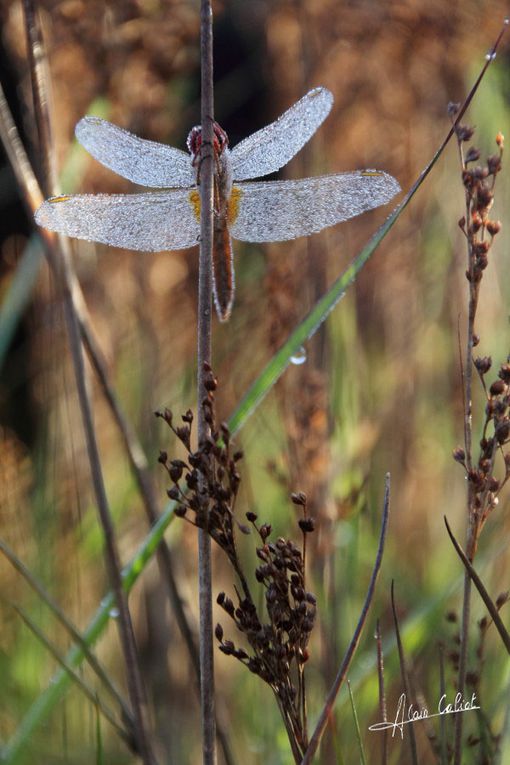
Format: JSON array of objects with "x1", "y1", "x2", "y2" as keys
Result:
[{"x1": 186, "y1": 121, "x2": 229, "y2": 168}]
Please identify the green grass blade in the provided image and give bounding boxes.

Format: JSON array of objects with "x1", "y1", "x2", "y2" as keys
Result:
[
  {"x1": 95, "y1": 702, "x2": 105, "y2": 765},
  {"x1": 347, "y1": 680, "x2": 367, "y2": 765},
  {"x1": 0, "y1": 239, "x2": 43, "y2": 371}
]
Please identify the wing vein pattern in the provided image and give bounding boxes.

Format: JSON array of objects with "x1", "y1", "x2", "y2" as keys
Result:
[
  {"x1": 35, "y1": 191, "x2": 200, "y2": 251},
  {"x1": 230, "y1": 87, "x2": 333, "y2": 181},
  {"x1": 230, "y1": 172, "x2": 400, "y2": 242},
  {"x1": 75, "y1": 117, "x2": 196, "y2": 188}
]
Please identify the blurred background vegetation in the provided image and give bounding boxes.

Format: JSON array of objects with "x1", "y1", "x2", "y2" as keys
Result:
[{"x1": 0, "y1": 0, "x2": 509, "y2": 763}]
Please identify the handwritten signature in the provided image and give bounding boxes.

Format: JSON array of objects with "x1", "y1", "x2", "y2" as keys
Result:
[{"x1": 369, "y1": 692, "x2": 480, "y2": 738}]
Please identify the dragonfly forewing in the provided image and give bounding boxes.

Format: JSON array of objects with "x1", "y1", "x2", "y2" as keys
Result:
[
  {"x1": 230, "y1": 87, "x2": 333, "y2": 181},
  {"x1": 229, "y1": 171, "x2": 400, "y2": 243},
  {"x1": 35, "y1": 191, "x2": 200, "y2": 251},
  {"x1": 76, "y1": 117, "x2": 196, "y2": 188}
]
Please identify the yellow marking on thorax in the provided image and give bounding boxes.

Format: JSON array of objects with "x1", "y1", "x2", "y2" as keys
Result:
[
  {"x1": 190, "y1": 186, "x2": 243, "y2": 227},
  {"x1": 360, "y1": 171, "x2": 383, "y2": 177},
  {"x1": 227, "y1": 186, "x2": 243, "y2": 226},
  {"x1": 50, "y1": 195, "x2": 71, "y2": 204},
  {"x1": 189, "y1": 189, "x2": 201, "y2": 222}
]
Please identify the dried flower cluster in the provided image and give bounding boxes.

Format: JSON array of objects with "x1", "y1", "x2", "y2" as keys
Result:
[
  {"x1": 157, "y1": 364, "x2": 317, "y2": 760},
  {"x1": 454, "y1": 353, "x2": 510, "y2": 547},
  {"x1": 455, "y1": 122, "x2": 503, "y2": 288},
  {"x1": 451, "y1": 118, "x2": 504, "y2": 559},
  {"x1": 216, "y1": 493, "x2": 316, "y2": 758},
  {"x1": 156, "y1": 364, "x2": 246, "y2": 575}
]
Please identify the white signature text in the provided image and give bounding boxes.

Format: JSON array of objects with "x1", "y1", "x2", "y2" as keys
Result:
[{"x1": 368, "y1": 692, "x2": 480, "y2": 738}]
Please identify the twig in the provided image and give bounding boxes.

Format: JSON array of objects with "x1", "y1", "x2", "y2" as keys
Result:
[
  {"x1": 21, "y1": 0, "x2": 57, "y2": 196},
  {"x1": 301, "y1": 473, "x2": 390, "y2": 764},
  {"x1": 197, "y1": 1, "x2": 216, "y2": 763},
  {"x1": 444, "y1": 517, "x2": 510, "y2": 652}
]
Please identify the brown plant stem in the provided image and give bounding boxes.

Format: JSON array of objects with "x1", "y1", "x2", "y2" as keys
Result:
[
  {"x1": 454, "y1": 127, "x2": 476, "y2": 759},
  {"x1": 197, "y1": 1, "x2": 216, "y2": 763},
  {"x1": 453, "y1": 573, "x2": 472, "y2": 765}
]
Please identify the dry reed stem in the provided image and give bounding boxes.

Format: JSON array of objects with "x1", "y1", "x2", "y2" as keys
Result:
[{"x1": 197, "y1": 1, "x2": 216, "y2": 762}]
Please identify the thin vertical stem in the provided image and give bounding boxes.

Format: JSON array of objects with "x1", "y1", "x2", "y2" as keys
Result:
[
  {"x1": 454, "y1": 123, "x2": 478, "y2": 765},
  {"x1": 198, "y1": 2, "x2": 216, "y2": 764},
  {"x1": 453, "y1": 223, "x2": 476, "y2": 765},
  {"x1": 21, "y1": 0, "x2": 57, "y2": 196}
]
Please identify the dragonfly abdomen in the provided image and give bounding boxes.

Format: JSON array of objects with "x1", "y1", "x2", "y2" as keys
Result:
[{"x1": 212, "y1": 216, "x2": 235, "y2": 322}]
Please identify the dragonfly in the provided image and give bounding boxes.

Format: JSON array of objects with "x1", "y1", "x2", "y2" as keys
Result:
[{"x1": 35, "y1": 87, "x2": 400, "y2": 321}]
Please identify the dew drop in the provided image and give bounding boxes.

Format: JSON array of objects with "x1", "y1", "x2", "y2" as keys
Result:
[
  {"x1": 290, "y1": 346, "x2": 307, "y2": 365},
  {"x1": 485, "y1": 50, "x2": 497, "y2": 62},
  {"x1": 109, "y1": 607, "x2": 120, "y2": 619}
]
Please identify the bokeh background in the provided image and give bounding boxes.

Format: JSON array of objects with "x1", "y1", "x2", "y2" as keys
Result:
[{"x1": 0, "y1": 0, "x2": 509, "y2": 763}]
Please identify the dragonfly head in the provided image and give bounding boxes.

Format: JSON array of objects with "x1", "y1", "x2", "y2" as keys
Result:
[{"x1": 187, "y1": 121, "x2": 229, "y2": 167}]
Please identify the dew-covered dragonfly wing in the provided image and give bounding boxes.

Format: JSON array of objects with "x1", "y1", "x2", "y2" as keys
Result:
[
  {"x1": 75, "y1": 116, "x2": 195, "y2": 188},
  {"x1": 230, "y1": 86, "x2": 333, "y2": 181},
  {"x1": 230, "y1": 171, "x2": 400, "y2": 243},
  {"x1": 36, "y1": 190, "x2": 200, "y2": 251}
]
